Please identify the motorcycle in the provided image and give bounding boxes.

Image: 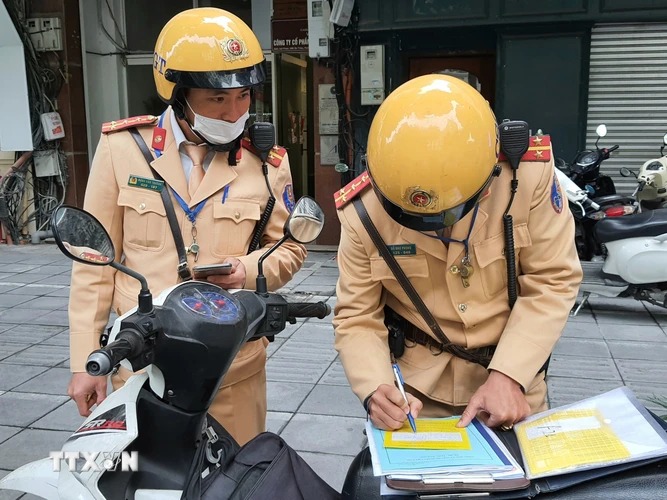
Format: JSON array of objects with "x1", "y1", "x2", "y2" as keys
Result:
[
  {"x1": 620, "y1": 132, "x2": 667, "y2": 212},
  {"x1": 555, "y1": 173, "x2": 667, "y2": 315},
  {"x1": 555, "y1": 166, "x2": 637, "y2": 262},
  {"x1": 558, "y1": 124, "x2": 620, "y2": 199}
]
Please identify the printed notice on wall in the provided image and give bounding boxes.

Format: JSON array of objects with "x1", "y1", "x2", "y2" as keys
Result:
[
  {"x1": 318, "y1": 84, "x2": 339, "y2": 135},
  {"x1": 320, "y1": 136, "x2": 339, "y2": 165}
]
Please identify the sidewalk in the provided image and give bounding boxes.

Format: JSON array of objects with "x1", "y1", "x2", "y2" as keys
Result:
[{"x1": 0, "y1": 244, "x2": 666, "y2": 498}]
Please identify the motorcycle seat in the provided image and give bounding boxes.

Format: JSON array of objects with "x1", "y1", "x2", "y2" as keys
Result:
[
  {"x1": 595, "y1": 208, "x2": 667, "y2": 244},
  {"x1": 593, "y1": 194, "x2": 635, "y2": 207}
]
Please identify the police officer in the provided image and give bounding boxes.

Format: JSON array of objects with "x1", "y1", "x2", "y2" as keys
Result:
[
  {"x1": 332, "y1": 74, "x2": 582, "y2": 432},
  {"x1": 67, "y1": 8, "x2": 306, "y2": 446}
]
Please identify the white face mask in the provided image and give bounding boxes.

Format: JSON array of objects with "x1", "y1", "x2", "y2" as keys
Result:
[{"x1": 185, "y1": 98, "x2": 249, "y2": 145}]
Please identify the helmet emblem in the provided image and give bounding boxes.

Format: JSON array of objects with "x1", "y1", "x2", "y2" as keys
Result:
[
  {"x1": 221, "y1": 37, "x2": 249, "y2": 62},
  {"x1": 404, "y1": 187, "x2": 438, "y2": 208}
]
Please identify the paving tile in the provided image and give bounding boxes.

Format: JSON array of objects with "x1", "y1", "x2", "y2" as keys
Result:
[
  {"x1": 265, "y1": 411, "x2": 292, "y2": 434},
  {"x1": 272, "y1": 338, "x2": 338, "y2": 363},
  {"x1": 0, "y1": 274, "x2": 44, "y2": 284},
  {"x1": 0, "y1": 265, "x2": 39, "y2": 274},
  {"x1": 13, "y1": 368, "x2": 71, "y2": 396},
  {"x1": 6, "y1": 286, "x2": 52, "y2": 296},
  {"x1": 560, "y1": 321, "x2": 602, "y2": 339},
  {"x1": 267, "y1": 381, "x2": 313, "y2": 412},
  {"x1": 0, "y1": 284, "x2": 20, "y2": 294},
  {"x1": 607, "y1": 340, "x2": 667, "y2": 362},
  {"x1": 31, "y1": 310, "x2": 70, "y2": 327},
  {"x1": 552, "y1": 338, "x2": 611, "y2": 358},
  {"x1": 0, "y1": 469, "x2": 24, "y2": 500},
  {"x1": 320, "y1": 361, "x2": 350, "y2": 386},
  {"x1": 547, "y1": 355, "x2": 621, "y2": 381},
  {"x1": 16, "y1": 296, "x2": 70, "y2": 311},
  {"x1": 290, "y1": 322, "x2": 335, "y2": 343},
  {"x1": 0, "y1": 426, "x2": 20, "y2": 445},
  {"x1": 300, "y1": 452, "x2": 354, "y2": 492},
  {"x1": 0, "y1": 309, "x2": 50, "y2": 324},
  {"x1": 35, "y1": 275, "x2": 72, "y2": 286},
  {"x1": 0, "y1": 393, "x2": 68, "y2": 426},
  {"x1": 266, "y1": 357, "x2": 331, "y2": 384},
  {"x1": 594, "y1": 310, "x2": 658, "y2": 326},
  {"x1": 40, "y1": 332, "x2": 69, "y2": 347},
  {"x1": 0, "y1": 344, "x2": 30, "y2": 362},
  {"x1": 299, "y1": 385, "x2": 366, "y2": 418},
  {"x1": 599, "y1": 323, "x2": 667, "y2": 342},
  {"x1": 565, "y1": 310, "x2": 597, "y2": 324},
  {"x1": 0, "y1": 295, "x2": 35, "y2": 308},
  {"x1": 265, "y1": 338, "x2": 286, "y2": 358},
  {"x1": 2, "y1": 345, "x2": 69, "y2": 367},
  {"x1": 0, "y1": 429, "x2": 72, "y2": 470},
  {"x1": 623, "y1": 382, "x2": 667, "y2": 413},
  {"x1": 45, "y1": 287, "x2": 71, "y2": 297},
  {"x1": 0, "y1": 325, "x2": 65, "y2": 344},
  {"x1": 616, "y1": 359, "x2": 667, "y2": 385},
  {"x1": 280, "y1": 414, "x2": 366, "y2": 456},
  {"x1": 546, "y1": 377, "x2": 621, "y2": 407},
  {"x1": 277, "y1": 320, "x2": 304, "y2": 340},
  {"x1": 58, "y1": 359, "x2": 70, "y2": 369},
  {"x1": 32, "y1": 400, "x2": 83, "y2": 432},
  {"x1": 300, "y1": 276, "x2": 339, "y2": 287},
  {"x1": 0, "y1": 325, "x2": 12, "y2": 335},
  {"x1": 0, "y1": 365, "x2": 49, "y2": 391},
  {"x1": 24, "y1": 265, "x2": 71, "y2": 275},
  {"x1": 588, "y1": 297, "x2": 648, "y2": 313},
  {"x1": 290, "y1": 285, "x2": 336, "y2": 296},
  {"x1": 0, "y1": 252, "x2": 24, "y2": 263}
]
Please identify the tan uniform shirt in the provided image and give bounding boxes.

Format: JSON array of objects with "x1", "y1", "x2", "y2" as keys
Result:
[
  {"x1": 69, "y1": 108, "x2": 306, "y2": 387},
  {"x1": 333, "y1": 148, "x2": 582, "y2": 409}
]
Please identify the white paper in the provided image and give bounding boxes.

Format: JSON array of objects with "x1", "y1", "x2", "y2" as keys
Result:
[
  {"x1": 320, "y1": 135, "x2": 339, "y2": 165},
  {"x1": 318, "y1": 84, "x2": 339, "y2": 134},
  {"x1": 525, "y1": 415, "x2": 600, "y2": 439},
  {"x1": 391, "y1": 432, "x2": 463, "y2": 443}
]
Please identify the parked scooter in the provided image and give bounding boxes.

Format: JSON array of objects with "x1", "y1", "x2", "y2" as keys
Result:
[
  {"x1": 620, "y1": 133, "x2": 667, "y2": 211},
  {"x1": 559, "y1": 124, "x2": 620, "y2": 199}
]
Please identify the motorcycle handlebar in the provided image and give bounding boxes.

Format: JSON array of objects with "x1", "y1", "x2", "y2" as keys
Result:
[
  {"x1": 287, "y1": 301, "x2": 331, "y2": 319},
  {"x1": 608, "y1": 145, "x2": 620, "y2": 153},
  {"x1": 86, "y1": 329, "x2": 144, "y2": 376}
]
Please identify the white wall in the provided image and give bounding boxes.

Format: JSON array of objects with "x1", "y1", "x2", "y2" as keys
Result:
[{"x1": 252, "y1": 0, "x2": 272, "y2": 51}]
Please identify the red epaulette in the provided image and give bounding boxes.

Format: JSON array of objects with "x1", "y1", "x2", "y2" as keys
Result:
[
  {"x1": 241, "y1": 137, "x2": 286, "y2": 167},
  {"x1": 101, "y1": 115, "x2": 159, "y2": 134},
  {"x1": 334, "y1": 171, "x2": 371, "y2": 210},
  {"x1": 498, "y1": 135, "x2": 552, "y2": 162}
]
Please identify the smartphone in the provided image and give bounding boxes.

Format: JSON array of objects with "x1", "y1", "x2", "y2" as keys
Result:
[{"x1": 192, "y1": 263, "x2": 233, "y2": 279}]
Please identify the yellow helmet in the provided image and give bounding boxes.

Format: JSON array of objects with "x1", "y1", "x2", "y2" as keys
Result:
[
  {"x1": 366, "y1": 74, "x2": 501, "y2": 231},
  {"x1": 153, "y1": 8, "x2": 265, "y2": 105}
]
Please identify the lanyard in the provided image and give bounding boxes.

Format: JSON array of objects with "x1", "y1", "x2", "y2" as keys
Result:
[{"x1": 421, "y1": 204, "x2": 480, "y2": 256}]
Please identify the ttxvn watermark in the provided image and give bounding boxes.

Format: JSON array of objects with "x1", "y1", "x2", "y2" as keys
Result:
[{"x1": 50, "y1": 451, "x2": 139, "y2": 472}]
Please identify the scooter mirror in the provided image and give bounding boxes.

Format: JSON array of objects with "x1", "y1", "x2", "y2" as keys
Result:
[
  {"x1": 663, "y1": 133, "x2": 667, "y2": 145},
  {"x1": 284, "y1": 196, "x2": 325, "y2": 244},
  {"x1": 51, "y1": 206, "x2": 115, "y2": 266},
  {"x1": 620, "y1": 167, "x2": 634, "y2": 178},
  {"x1": 596, "y1": 124, "x2": 608, "y2": 138}
]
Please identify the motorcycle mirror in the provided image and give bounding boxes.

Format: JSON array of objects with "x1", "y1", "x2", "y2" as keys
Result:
[
  {"x1": 619, "y1": 167, "x2": 636, "y2": 178},
  {"x1": 284, "y1": 196, "x2": 326, "y2": 244},
  {"x1": 663, "y1": 133, "x2": 667, "y2": 145},
  {"x1": 255, "y1": 196, "x2": 326, "y2": 296},
  {"x1": 596, "y1": 124, "x2": 608, "y2": 138},
  {"x1": 51, "y1": 206, "x2": 115, "y2": 266},
  {"x1": 50, "y1": 206, "x2": 154, "y2": 314}
]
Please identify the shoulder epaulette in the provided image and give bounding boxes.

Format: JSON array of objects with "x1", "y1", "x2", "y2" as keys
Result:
[
  {"x1": 241, "y1": 137, "x2": 286, "y2": 167},
  {"x1": 498, "y1": 135, "x2": 551, "y2": 162},
  {"x1": 101, "y1": 115, "x2": 158, "y2": 134},
  {"x1": 334, "y1": 171, "x2": 371, "y2": 209}
]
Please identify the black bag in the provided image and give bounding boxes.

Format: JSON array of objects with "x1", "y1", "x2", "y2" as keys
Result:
[{"x1": 199, "y1": 432, "x2": 341, "y2": 500}]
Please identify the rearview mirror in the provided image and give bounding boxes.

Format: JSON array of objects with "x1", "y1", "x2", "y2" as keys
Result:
[
  {"x1": 51, "y1": 206, "x2": 115, "y2": 265},
  {"x1": 663, "y1": 133, "x2": 667, "y2": 145},
  {"x1": 284, "y1": 196, "x2": 325, "y2": 244},
  {"x1": 620, "y1": 168, "x2": 632, "y2": 178},
  {"x1": 596, "y1": 124, "x2": 608, "y2": 138}
]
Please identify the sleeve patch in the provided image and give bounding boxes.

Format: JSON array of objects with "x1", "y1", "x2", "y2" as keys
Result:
[
  {"x1": 283, "y1": 184, "x2": 295, "y2": 213},
  {"x1": 551, "y1": 173, "x2": 564, "y2": 214}
]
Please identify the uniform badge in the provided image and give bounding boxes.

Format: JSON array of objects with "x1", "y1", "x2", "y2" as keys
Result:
[
  {"x1": 128, "y1": 175, "x2": 164, "y2": 192},
  {"x1": 551, "y1": 173, "x2": 564, "y2": 214},
  {"x1": 152, "y1": 127, "x2": 166, "y2": 151},
  {"x1": 283, "y1": 184, "x2": 295, "y2": 213},
  {"x1": 404, "y1": 186, "x2": 438, "y2": 209},
  {"x1": 221, "y1": 37, "x2": 249, "y2": 62}
]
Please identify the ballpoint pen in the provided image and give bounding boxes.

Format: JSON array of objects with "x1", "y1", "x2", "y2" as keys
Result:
[{"x1": 392, "y1": 361, "x2": 417, "y2": 433}]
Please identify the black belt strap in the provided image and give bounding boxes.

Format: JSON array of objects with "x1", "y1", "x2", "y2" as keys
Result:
[
  {"x1": 128, "y1": 128, "x2": 192, "y2": 281},
  {"x1": 351, "y1": 197, "x2": 493, "y2": 368}
]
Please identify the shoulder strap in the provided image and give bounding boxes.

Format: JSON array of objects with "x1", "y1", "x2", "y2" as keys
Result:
[
  {"x1": 351, "y1": 197, "x2": 491, "y2": 367},
  {"x1": 128, "y1": 128, "x2": 192, "y2": 281}
]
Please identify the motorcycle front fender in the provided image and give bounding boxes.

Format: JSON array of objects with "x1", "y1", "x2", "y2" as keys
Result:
[{"x1": 0, "y1": 458, "x2": 59, "y2": 500}]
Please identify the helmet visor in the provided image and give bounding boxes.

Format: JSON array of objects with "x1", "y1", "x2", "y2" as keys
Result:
[{"x1": 165, "y1": 62, "x2": 266, "y2": 90}]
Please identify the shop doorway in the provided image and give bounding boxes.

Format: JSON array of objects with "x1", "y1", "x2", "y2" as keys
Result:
[
  {"x1": 408, "y1": 54, "x2": 496, "y2": 107},
  {"x1": 276, "y1": 54, "x2": 309, "y2": 200}
]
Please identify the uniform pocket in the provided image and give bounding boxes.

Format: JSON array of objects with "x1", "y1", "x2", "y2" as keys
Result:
[
  {"x1": 212, "y1": 199, "x2": 262, "y2": 257},
  {"x1": 473, "y1": 223, "x2": 532, "y2": 299},
  {"x1": 370, "y1": 254, "x2": 429, "y2": 281},
  {"x1": 117, "y1": 186, "x2": 167, "y2": 251}
]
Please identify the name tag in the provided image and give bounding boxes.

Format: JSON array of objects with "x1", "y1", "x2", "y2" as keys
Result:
[
  {"x1": 387, "y1": 244, "x2": 417, "y2": 256},
  {"x1": 128, "y1": 175, "x2": 164, "y2": 192}
]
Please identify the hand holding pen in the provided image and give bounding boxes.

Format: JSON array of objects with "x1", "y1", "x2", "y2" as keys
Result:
[{"x1": 366, "y1": 364, "x2": 423, "y2": 431}]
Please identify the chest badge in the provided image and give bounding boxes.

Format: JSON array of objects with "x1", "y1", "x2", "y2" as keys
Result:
[{"x1": 128, "y1": 175, "x2": 164, "y2": 192}]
